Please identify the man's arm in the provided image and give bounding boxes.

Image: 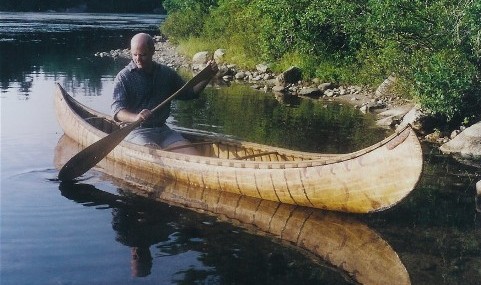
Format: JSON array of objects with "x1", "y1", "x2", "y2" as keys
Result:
[
  {"x1": 115, "y1": 108, "x2": 152, "y2": 123},
  {"x1": 191, "y1": 60, "x2": 219, "y2": 95}
]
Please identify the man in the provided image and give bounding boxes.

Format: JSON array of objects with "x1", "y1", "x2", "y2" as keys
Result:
[{"x1": 112, "y1": 33, "x2": 218, "y2": 155}]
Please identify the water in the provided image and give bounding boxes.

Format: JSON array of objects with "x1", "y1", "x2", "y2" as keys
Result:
[{"x1": 1, "y1": 12, "x2": 480, "y2": 285}]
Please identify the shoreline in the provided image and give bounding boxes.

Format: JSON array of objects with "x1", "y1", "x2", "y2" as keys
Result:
[
  {"x1": 99, "y1": 38, "x2": 415, "y2": 127},
  {"x1": 97, "y1": 37, "x2": 481, "y2": 161}
]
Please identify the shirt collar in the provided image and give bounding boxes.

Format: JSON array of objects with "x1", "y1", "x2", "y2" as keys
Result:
[
  {"x1": 127, "y1": 61, "x2": 158, "y2": 73},
  {"x1": 127, "y1": 61, "x2": 138, "y2": 71}
]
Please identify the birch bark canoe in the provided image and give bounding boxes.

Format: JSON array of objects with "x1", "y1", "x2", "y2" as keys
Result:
[
  {"x1": 55, "y1": 135, "x2": 411, "y2": 285},
  {"x1": 54, "y1": 83, "x2": 423, "y2": 213}
]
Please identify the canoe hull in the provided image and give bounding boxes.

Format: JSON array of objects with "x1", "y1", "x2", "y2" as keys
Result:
[{"x1": 54, "y1": 83, "x2": 423, "y2": 213}]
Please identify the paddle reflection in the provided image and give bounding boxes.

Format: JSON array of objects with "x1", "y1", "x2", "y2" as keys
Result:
[{"x1": 55, "y1": 135, "x2": 411, "y2": 285}]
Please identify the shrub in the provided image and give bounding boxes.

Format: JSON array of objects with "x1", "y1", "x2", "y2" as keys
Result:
[
  {"x1": 410, "y1": 50, "x2": 477, "y2": 121},
  {"x1": 160, "y1": 0, "x2": 481, "y2": 123}
]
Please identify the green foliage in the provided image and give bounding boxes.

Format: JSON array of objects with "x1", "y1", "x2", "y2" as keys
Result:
[
  {"x1": 409, "y1": 50, "x2": 477, "y2": 121},
  {"x1": 161, "y1": 0, "x2": 481, "y2": 123},
  {"x1": 160, "y1": 8, "x2": 206, "y2": 43},
  {"x1": 456, "y1": 1, "x2": 481, "y2": 60},
  {"x1": 160, "y1": 0, "x2": 220, "y2": 43},
  {"x1": 163, "y1": 0, "x2": 217, "y2": 13}
]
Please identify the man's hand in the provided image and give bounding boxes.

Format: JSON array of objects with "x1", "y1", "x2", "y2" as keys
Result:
[
  {"x1": 206, "y1": 60, "x2": 219, "y2": 75},
  {"x1": 198, "y1": 60, "x2": 218, "y2": 79},
  {"x1": 136, "y1": 109, "x2": 152, "y2": 122}
]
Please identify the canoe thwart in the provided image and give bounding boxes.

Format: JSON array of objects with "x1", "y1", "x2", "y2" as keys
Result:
[
  {"x1": 163, "y1": 141, "x2": 216, "y2": 152},
  {"x1": 235, "y1": 151, "x2": 280, "y2": 160}
]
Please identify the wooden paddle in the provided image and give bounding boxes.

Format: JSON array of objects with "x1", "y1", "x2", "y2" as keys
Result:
[{"x1": 58, "y1": 64, "x2": 212, "y2": 181}]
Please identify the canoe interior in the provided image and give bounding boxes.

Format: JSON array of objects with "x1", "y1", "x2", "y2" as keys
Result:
[{"x1": 65, "y1": 94, "x2": 342, "y2": 163}]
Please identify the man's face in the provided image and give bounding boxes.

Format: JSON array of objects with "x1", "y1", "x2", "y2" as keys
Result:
[{"x1": 131, "y1": 42, "x2": 154, "y2": 71}]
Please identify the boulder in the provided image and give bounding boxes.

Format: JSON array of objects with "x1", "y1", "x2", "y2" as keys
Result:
[
  {"x1": 375, "y1": 74, "x2": 397, "y2": 97},
  {"x1": 299, "y1": 87, "x2": 322, "y2": 98},
  {"x1": 276, "y1": 66, "x2": 302, "y2": 86},
  {"x1": 192, "y1": 51, "x2": 211, "y2": 63},
  {"x1": 440, "y1": 121, "x2": 481, "y2": 158},
  {"x1": 272, "y1": 85, "x2": 285, "y2": 92},
  {"x1": 376, "y1": 104, "x2": 414, "y2": 128},
  {"x1": 192, "y1": 51, "x2": 211, "y2": 70},
  {"x1": 318, "y1": 82, "x2": 334, "y2": 92},
  {"x1": 256, "y1": 63, "x2": 270, "y2": 73},
  {"x1": 214, "y1": 49, "x2": 226, "y2": 63}
]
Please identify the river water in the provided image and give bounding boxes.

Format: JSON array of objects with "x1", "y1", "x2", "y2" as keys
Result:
[{"x1": 1, "y1": 12, "x2": 480, "y2": 285}]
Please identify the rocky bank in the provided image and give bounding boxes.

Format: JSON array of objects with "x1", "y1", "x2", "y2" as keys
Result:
[{"x1": 96, "y1": 36, "x2": 481, "y2": 165}]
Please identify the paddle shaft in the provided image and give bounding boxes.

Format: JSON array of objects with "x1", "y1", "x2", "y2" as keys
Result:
[{"x1": 58, "y1": 65, "x2": 211, "y2": 181}]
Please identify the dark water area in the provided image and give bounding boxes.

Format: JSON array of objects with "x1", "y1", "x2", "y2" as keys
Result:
[{"x1": 1, "y1": 12, "x2": 480, "y2": 285}]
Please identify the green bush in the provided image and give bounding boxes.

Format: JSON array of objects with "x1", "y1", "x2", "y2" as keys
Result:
[
  {"x1": 160, "y1": 0, "x2": 481, "y2": 124},
  {"x1": 160, "y1": 8, "x2": 205, "y2": 43},
  {"x1": 410, "y1": 50, "x2": 478, "y2": 121}
]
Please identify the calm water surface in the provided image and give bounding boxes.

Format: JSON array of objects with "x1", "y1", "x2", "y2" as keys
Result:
[{"x1": 1, "y1": 12, "x2": 480, "y2": 285}]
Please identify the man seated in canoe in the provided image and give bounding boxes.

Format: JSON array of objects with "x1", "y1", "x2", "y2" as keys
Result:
[{"x1": 112, "y1": 33, "x2": 218, "y2": 155}]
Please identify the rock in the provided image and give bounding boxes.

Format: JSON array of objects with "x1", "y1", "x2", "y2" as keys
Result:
[
  {"x1": 375, "y1": 74, "x2": 397, "y2": 97},
  {"x1": 192, "y1": 51, "x2": 211, "y2": 64},
  {"x1": 477, "y1": 180, "x2": 481, "y2": 196},
  {"x1": 214, "y1": 49, "x2": 226, "y2": 63},
  {"x1": 440, "y1": 121, "x2": 481, "y2": 158},
  {"x1": 376, "y1": 104, "x2": 415, "y2": 128},
  {"x1": 263, "y1": 73, "x2": 273, "y2": 80},
  {"x1": 398, "y1": 106, "x2": 430, "y2": 132},
  {"x1": 360, "y1": 101, "x2": 386, "y2": 113},
  {"x1": 324, "y1": 90, "x2": 335, "y2": 97},
  {"x1": 222, "y1": 75, "x2": 233, "y2": 81},
  {"x1": 276, "y1": 66, "x2": 302, "y2": 86},
  {"x1": 376, "y1": 116, "x2": 399, "y2": 127},
  {"x1": 256, "y1": 63, "x2": 270, "y2": 73},
  {"x1": 450, "y1": 130, "x2": 461, "y2": 139},
  {"x1": 318, "y1": 82, "x2": 334, "y2": 92},
  {"x1": 153, "y1": 35, "x2": 165, "y2": 42},
  {"x1": 359, "y1": 105, "x2": 369, "y2": 114},
  {"x1": 216, "y1": 65, "x2": 231, "y2": 77},
  {"x1": 424, "y1": 130, "x2": 442, "y2": 143},
  {"x1": 272, "y1": 85, "x2": 285, "y2": 92},
  {"x1": 298, "y1": 87, "x2": 322, "y2": 98},
  {"x1": 235, "y1": 71, "x2": 246, "y2": 80}
]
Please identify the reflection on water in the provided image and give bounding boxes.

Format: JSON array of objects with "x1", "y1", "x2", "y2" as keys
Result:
[
  {"x1": 55, "y1": 135, "x2": 411, "y2": 285},
  {"x1": 0, "y1": 12, "x2": 162, "y2": 95}
]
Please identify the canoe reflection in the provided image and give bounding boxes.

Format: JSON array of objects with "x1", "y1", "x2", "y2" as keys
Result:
[{"x1": 55, "y1": 135, "x2": 411, "y2": 285}]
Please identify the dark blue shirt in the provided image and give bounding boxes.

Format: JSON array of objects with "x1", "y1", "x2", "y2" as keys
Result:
[{"x1": 112, "y1": 61, "x2": 197, "y2": 127}]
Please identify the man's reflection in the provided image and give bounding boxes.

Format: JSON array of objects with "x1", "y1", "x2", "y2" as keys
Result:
[
  {"x1": 112, "y1": 205, "x2": 175, "y2": 277},
  {"x1": 59, "y1": 182, "x2": 176, "y2": 277}
]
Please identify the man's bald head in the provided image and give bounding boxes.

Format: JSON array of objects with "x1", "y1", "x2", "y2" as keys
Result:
[
  {"x1": 130, "y1": 33, "x2": 155, "y2": 72},
  {"x1": 131, "y1": 33, "x2": 155, "y2": 52}
]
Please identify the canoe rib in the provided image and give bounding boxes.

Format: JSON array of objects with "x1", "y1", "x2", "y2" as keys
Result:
[{"x1": 54, "y1": 83, "x2": 423, "y2": 213}]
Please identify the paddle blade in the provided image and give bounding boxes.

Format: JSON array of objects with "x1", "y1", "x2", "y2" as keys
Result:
[{"x1": 58, "y1": 123, "x2": 137, "y2": 181}]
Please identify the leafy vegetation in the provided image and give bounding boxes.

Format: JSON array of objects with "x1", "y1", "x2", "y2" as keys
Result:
[{"x1": 161, "y1": 0, "x2": 481, "y2": 125}]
